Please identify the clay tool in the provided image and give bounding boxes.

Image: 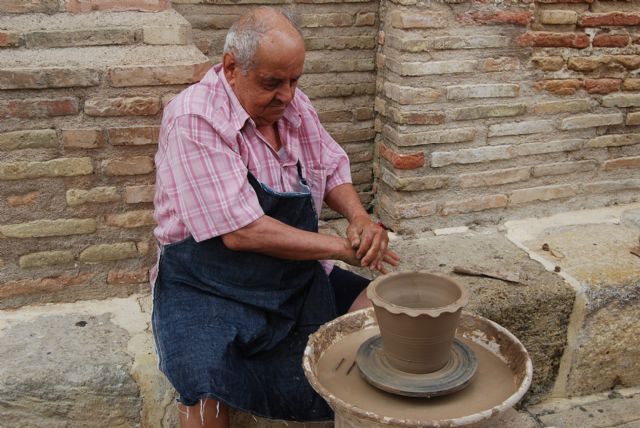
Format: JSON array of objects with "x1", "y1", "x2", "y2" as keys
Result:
[
  {"x1": 334, "y1": 358, "x2": 345, "y2": 372},
  {"x1": 453, "y1": 265, "x2": 521, "y2": 284},
  {"x1": 346, "y1": 361, "x2": 356, "y2": 375}
]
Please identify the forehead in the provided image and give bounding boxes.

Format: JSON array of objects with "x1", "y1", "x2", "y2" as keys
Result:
[{"x1": 252, "y1": 29, "x2": 305, "y2": 76}]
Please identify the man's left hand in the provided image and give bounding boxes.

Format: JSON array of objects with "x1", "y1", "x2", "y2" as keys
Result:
[{"x1": 346, "y1": 215, "x2": 400, "y2": 273}]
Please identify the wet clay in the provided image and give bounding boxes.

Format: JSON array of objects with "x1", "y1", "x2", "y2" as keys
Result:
[
  {"x1": 368, "y1": 272, "x2": 469, "y2": 373},
  {"x1": 316, "y1": 327, "x2": 516, "y2": 421}
]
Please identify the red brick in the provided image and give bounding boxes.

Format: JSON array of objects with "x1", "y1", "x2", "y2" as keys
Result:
[
  {"x1": 0, "y1": 98, "x2": 79, "y2": 119},
  {"x1": 457, "y1": 10, "x2": 533, "y2": 26},
  {"x1": 592, "y1": 33, "x2": 630, "y2": 48},
  {"x1": 584, "y1": 79, "x2": 621, "y2": 94},
  {"x1": 107, "y1": 268, "x2": 148, "y2": 285},
  {"x1": 7, "y1": 191, "x2": 38, "y2": 207},
  {"x1": 107, "y1": 126, "x2": 159, "y2": 146},
  {"x1": 62, "y1": 129, "x2": 104, "y2": 149},
  {"x1": 534, "y1": 79, "x2": 583, "y2": 95},
  {"x1": 580, "y1": 13, "x2": 640, "y2": 27},
  {"x1": 379, "y1": 144, "x2": 425, "y2": 170},
  {"x1": 65, "y1": 0, "x2": 169, "y2": 13},
  {"x1": 0, "y1": 30, "x2": 21, "y2": 47},
  {"x1": 517, "y1": 32, "x2": 589, "y2": 49},
  {"x1": 0, "y1": 0, "x2": 59, "y2": 13},
  {"x1": 0, "y1": 273, "x2": 91, "y2": 299},
  {"x1": 483, "y1": 57, "x2": 520, "y2": 72}
]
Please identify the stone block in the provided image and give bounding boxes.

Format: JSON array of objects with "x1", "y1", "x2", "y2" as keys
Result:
[
  {"x1": 457, "y1": 167, "x2": 530, "y2": 188},
  {"x1": 108, "y1": 63, "x2": 211, "y2": 87},
  {"x1": 305, "y1": 36, "x2": 375, "y2": 51},
  {"x1": 509, "y1": 184, "x2": 577, "y2": 205},
  {"x1": 452, "y1": 103, "x2": 526, "y2": 121},
  {"x1": 0, "y1": 98, "x2": 79, "y2": 119},
  {"x1": 388, "y1": 59, "x2": 478, "y2": 76},
  {"x1": 0, "y1": 0, "x2": 59, "y2": 13},
  {"x1": 0, "y1": 30, "x2": 21, "y2": 47},
  {"x1": 79, "y1": 242, "x2": 138, "y2": 262},
  {"x1": 300, "y1": 13, "x2": 353, "y2": 28},
  {"x1": 379, "y1": 194, "x2": 438, "y2": 219},
  {"x1": 585, "y1": 79, "x2": 621, "y2": 94},
  {"x1": 540, "y1": 10, "x2": 578, "y2": 25},
  {"x1": 604, "y1": 156, "x2": 640, "y2": 171},
  {"x1": 65, "y1": 0, "x2": 170, "y2": 13},
  {"x1": 534, "y1": 79, "x2": 582, "y2": 96},
  {"x1": 0, "y1": 273, "x2": 91, "y2": 301},
  {"x1": 389, "y1": 10, "x2": 449, "y2": 28},
  {"x1": 441, "y1": 194, "x2": 508, "y2": 215},
  {"x1": 19, "y1": 251, "x2": 75, "y2": 269},
  {"x1": 532, "y1": 56, "x2": 565, "y2": 71},
  {"x1": 305, "y1": 58, "x2": 374, "y2": 73},
  {"x1": 7, "y1": 191, "x2": 38, "y2": 207},
  {"x1": 586, "y1": 133, "x2": 640, "y2": 148},
  {"x1": 627, "y1": 112, "x2": 640, "y2": 125},
  {"x1": 354, "y1": 12, "x2": 376, "y2": 26},
  {"x1": 0, "y1": 130, "x2": 58, "y2": 151},
  {"x1": 431, "y1": 145, "x2": 512, "y2": 167},
  {"x1": 456, "y1": 10, "x2": 532, "y2": 26},
  {"x1": 102, "y1": 157, "x2": 154, "y2": 176},
  {"x1": 384, "y1": 82, "x2": 441, "y2": 105},
  {"x1": 0, "y1": 68, "x2": 100, "y2": 90},
  {"x1": 584, "y1": 179, "x2": 640, "y2": 194},
  {"x1": 380, "y1": 168, "x2": 448, "y2": 191},
  {"x1": 483, "y1": 57, "x2": 520, "y2": 72},
  {"x1": 623, "y1": 78, "x2": 640, "y2": 91},
  {"x1": 0, "y1": 158, "x2": 93, "y2": 180},
  {"x1": 84, "y1": 97, "x2": 161, "y2": 117},
  {"x1": 125, "y1": 186, "x2": 155, "y2": 204},
  {"x1": 0, "y1": 218, "x2": 96, "y2": 238},
  {"x1": 25, "y1": 29, "x2": 135, "y2": 48},
  {"x1": 107, "y1": 126, "x2": 159, "y2": 146},
  {"x1": 446, "y1": 84, "x2": 519, "y2": 100},
  {"x1": 66, "y1": 187, "x2": 119, "y2": 206},
  {"x1": 560, "y1": 113, "x2": 624, "y2": 130},
  {"x1": 105, "y1": 210, "x2": 155, "y2": 228},
  {"x1": 107, "y1": 268, "x2": 148, "y2": 285},
  {"x1": 62, "y1": 129, "x2": 104, "y2": 149},
  {"x1": 513, "y1": 139, "x2": 584, "y2": 157},
  {"x1": 488, "y1": 120, "x2": 555, "y2": 137},
  {"x1": 384, "y1": 126, "x2": 476, "y2": 147},
  {"x1": 387, "y1": 107, "x2": 445, "y2": 125},
  {"x1": 532, "y1": 160, "x2": 597, "y2": 177},
  {"x1": 143, "y1": 25, "x2": 191, "y2": 45},
  {"x1": 532, "y1": 99, "x2": 592, "y2": 115},
  {"x1": 602, "y1": 94, "x2": 640, "y2": 108},
  {"x1": 303, "y1": 83, "x2": 375, "y2": 99}
]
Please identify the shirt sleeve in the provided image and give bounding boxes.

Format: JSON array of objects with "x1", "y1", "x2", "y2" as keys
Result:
[{"x1": 160, "y1": 114, "x2": 264, "y2": 242}]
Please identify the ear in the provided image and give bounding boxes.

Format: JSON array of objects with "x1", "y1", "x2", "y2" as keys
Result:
[{"x1": 223, "y1": 52, "x2": 238, "y2": 86}]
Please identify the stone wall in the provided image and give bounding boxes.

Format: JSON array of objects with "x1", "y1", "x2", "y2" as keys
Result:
[{"x1": 375, "y1": 0, "x2": 640, "y2": 232}]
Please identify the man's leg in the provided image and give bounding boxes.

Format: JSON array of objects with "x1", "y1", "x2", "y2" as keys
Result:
[
  {"x1": 328, "y1": 265, "x2": 372, "y2": 315},
  {"x1": 178, "y1": 398, "x2": 229, "y2": 428}
]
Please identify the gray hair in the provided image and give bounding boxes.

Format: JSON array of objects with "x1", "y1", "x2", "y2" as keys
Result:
[{"x1": 223, "y1": 7, "x2": 302, "y2": 74}]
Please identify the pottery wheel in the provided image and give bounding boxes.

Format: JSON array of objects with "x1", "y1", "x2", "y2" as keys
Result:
[{"x1": 355, "y1": 335, "x2": 478, "y2": 398}]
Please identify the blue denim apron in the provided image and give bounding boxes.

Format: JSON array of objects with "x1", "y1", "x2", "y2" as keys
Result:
[{"x1": 152, "y1": 163, "x2": 336, "y2": 421}]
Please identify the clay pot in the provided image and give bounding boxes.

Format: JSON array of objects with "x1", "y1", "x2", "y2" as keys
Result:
[{"x1": 367, "y1": 271, "x2": 469, "y2": 374}]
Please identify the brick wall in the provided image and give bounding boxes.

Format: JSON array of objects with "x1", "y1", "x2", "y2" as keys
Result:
[
  {"x1": 0, "y1": 1, "x2": 209, "y2": 309},
  {"x1": 2, "y1": 0, "x2": 639, "y2": 308},
  {"x1": 375, "y1": 0, "x2": 640, "y2": 232}
]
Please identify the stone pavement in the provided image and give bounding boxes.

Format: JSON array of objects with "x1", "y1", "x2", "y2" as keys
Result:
[{"x1": 1, "y1": 203, "x2": 640, "y2": 427}]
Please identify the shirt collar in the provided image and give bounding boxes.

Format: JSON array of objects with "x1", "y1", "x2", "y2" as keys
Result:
[{"x1": 217, "y1": 64, "x2": 302, "y2": 131}]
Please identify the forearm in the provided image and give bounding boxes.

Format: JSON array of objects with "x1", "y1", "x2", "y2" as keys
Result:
[
  {"x1": 324, "y1": 183, "x2": 369, "y2": 222},
  {"x1": 221, "y1": 215, "x2": 355, "y2": 262}
]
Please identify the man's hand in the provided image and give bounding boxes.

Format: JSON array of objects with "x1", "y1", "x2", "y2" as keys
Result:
[{"x1": 346, "y1": 215, "x2": 400, "y2": 273}]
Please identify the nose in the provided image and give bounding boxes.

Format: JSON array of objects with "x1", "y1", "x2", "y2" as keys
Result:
[{"x1": 275, "y1": 81, "x2": 295, "y2": 104}]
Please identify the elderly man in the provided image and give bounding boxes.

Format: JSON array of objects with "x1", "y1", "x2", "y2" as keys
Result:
[{"x1": 151, "y1": 7, "x2": 399, "y2": 427}]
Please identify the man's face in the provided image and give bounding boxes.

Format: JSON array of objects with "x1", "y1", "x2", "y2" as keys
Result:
[{"x1": 224, "y1": 30, "x2": 305, "y2": 128}]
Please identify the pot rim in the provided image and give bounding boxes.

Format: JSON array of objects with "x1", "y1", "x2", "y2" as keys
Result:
[{"x1": 367, "y1": 271, "x2": 469, "y2": 318}]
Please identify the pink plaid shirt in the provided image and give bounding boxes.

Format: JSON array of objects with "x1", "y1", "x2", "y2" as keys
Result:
[{"x1": 151, "y1": 64, "x2": 352, "y2": 283}]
